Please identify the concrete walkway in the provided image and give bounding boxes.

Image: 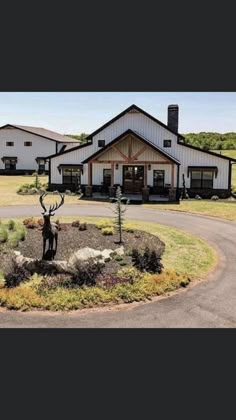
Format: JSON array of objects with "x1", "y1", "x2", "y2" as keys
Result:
[{"x1": 0, "y1": 204, "x2": 236, "y2": 327}]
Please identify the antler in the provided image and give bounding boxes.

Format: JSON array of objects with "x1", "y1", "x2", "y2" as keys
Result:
[
  {"x1": 48, "y1": 193, "x2": 64, "y2": 216},
  {"x1": 39, "y1": 193, "x2": 48, "y2": 214}
]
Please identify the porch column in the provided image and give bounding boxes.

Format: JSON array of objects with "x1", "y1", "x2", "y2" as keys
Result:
[
  {"x1": 144, "y1": 164, "x2": 148, "y2": 187},
  {"x1": 109, "y1": 163, "x2": 116, "y2": 198},
  {"x1": 169, "y1": 163, "x2": 176, "y2": 202},
  {"x1": 171, "y1": 164, "x2": 175, "y2": 188},
  {"x1": 85, "y1": 162, "x2": 93, "y2": 197},
  {"x1": 88, "y1": 162, "x2": 92, "y2": 186},
  {"x1": 142, "y1": 164, "x2": 149, "y2": 203},
  {"x1": 111, "y1": 163, "x2": 115, "y2": 187}
]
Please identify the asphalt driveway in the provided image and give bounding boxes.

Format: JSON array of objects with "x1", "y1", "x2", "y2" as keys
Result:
[{"x1": 0, "y1": 203, "x2": 236, "y2": 328}]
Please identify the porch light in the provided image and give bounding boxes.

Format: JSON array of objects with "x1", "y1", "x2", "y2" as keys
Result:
[
  {"x1": 148, "y1": 164, "x2": 151, "y2": 170},
  {"x1": 115, "y1": 163, "x2": 119, "y2": 170}
]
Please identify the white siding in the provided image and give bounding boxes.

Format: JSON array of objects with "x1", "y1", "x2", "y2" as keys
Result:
[
  {"x1": 50, "y1": 109, "x2": 230, "y2": 189},
  {"x1": 0, "y1": 128, "x2": 76, "y2": 172},
  {"x1": 92, "y1": 163, "x2": 111, "y2": 185}
]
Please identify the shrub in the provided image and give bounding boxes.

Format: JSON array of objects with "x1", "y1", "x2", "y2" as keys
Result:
[
  {"x1": 71, "y1": 258, "x2": 103, "y2": 286},
  {"x1": 8, "y1": 220, "x2": 16, "y2": 231},
  {"x1": 117, "y1": 266, "x2": 142, "y2": 282},
  {"x1": 36, "y1": 274, "x2": 73, "y2": 293},
  {"x1": 114, "y1": 255, "x2": 123, "y2": 261},
  {"x1": 96, "y1": 220, "x2": 112, "y2": 230},
  {"x1": 97, "y1": 275, "x2": 131, "y2": 288},
  {"x1": 23, "y1": 217, "x2": 38, "y2": 229},
  {"x1": 102, "y1": 226, "x2": 114, "y2": 235},
  {"x1": 4, "y1": 260, "x2": 31, "y2": 288},
  {"x1": 0, "y1": 226, "x2": 8, "y2": 243},
  {"x1": 123, "y1": 224, "x2": 134, "y2": 233},
  {"x1": 131, "y1": 247, "x2": 163, "y2": 274},
  {"x1": 79, "y1": 222, "x2": 87, "y2": 231},
  {"x1": 37, "y1": 218, "x2": 44, "y2": 227},
  {"x1": 72, "y1": 220, "x2": 80, "y2": 227}
]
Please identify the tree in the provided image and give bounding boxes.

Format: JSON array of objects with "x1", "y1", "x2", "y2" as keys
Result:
[{"x1": 113, "y1": 186, "x2": 128, "y2": 244}]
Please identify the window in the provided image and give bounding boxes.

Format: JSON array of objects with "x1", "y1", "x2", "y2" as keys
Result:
[
  {"x1": 153, "y1": 170, "x2": 165, "y2": 188},
  {"x1": 163, "y1": 140, "x2": 171, "y2": 147},
  {"x1": 24, "y1": 141, "x2": 32, "y2": 146},
  {"x1": 191, "y1": 170, "x2": 214, "y2": 189},
  {"x1": 98, "y1": 140, "x2": 105, "y2": 147},
  {"x1": 103, "y1": 169, "x2": 111, "y2": 186},
  {"x1": 5, "y1": 159, "x2": 16, "y2": 170},
  {"x1": 62, "y1": 168, "x2": 81, "y2": 185},
  {"x1": 38, "y1": 159, "x2": 46, "y2": 173},
  {"x1": 6, "y1": 142, "x2": 14, "y2": 146}
]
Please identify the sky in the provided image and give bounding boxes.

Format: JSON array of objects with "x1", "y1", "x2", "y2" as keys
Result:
[{"x1": 0, "y1": 92, "x2": 236, "y2": 134}]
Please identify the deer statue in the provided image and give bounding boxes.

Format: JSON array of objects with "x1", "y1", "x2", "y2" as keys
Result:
[{"x1": 39, "y1": 193, "x2": 64, "y2": 260}]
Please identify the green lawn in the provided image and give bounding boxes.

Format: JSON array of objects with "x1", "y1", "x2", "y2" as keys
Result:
[{"x1": 0, "y1": 175, "x2": 92, "y2": 206}]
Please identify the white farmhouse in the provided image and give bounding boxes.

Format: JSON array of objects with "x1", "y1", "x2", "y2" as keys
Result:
[
  {"x1": 47, "y1": 104, "x2": 236, "y2": 201},
  {"x1": 0, "y1": 124, "x2": 78, "y2": 174}
]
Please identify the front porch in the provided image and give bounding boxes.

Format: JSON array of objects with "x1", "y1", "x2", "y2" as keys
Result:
[
  {"x1": 91, "y1": 192, "x2": 170, "y2": 203},
  {"x1": 82, "y1": 129, "x2": 180, "y2": 202}
]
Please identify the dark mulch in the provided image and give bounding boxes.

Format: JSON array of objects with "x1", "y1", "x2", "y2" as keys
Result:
[{"x1": 1, "y1": 224, "x2": 165, "y2": 276}]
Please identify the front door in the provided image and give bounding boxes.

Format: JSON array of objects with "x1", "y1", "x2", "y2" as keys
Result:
[{"x1": 123, "y1": 166, "x2": 144, "y2": 193}]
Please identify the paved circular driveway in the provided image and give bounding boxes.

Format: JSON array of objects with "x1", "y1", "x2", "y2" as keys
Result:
[{"x1": 0, "y1": 204, "x2": 236, "y2": 328}]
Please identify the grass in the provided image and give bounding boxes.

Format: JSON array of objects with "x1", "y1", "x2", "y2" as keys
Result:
[
  {"x1": 145, "y1": 200, "x2": 236, "y2": 221},
  {"x1": 0, "y1": 217, "x2": 217, "y2": 311},
  {"x1": 0, "y1": 175, "x2": 92, "y2": 206}
]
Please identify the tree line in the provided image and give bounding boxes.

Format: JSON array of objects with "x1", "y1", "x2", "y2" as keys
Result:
[
  {"x1": 181, "y1": 132, "x2": 236, "y2": 150},
  {"x1": 67, "y1": 132, "x2": 236, "y2": 151}
]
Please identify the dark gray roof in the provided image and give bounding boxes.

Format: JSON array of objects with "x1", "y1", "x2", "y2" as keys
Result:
[{"x1": 0, "y1": 124, "x2": 78, "y2": 143}]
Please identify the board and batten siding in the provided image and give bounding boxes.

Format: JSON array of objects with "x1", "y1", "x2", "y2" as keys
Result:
[
  {"x1": 50, "y1": 110, "x2": 230, "y2": 189},
  {"x1": 0, "y1": 128, "x2": 76, "y2": 172}
]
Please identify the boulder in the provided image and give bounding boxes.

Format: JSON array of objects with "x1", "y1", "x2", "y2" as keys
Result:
[
  {"x1": 68, "y1": 247, "x2": 103, "y2": 267},
  {"x1": 114, "y1": 246, "x2": 125, "y2": 256}
]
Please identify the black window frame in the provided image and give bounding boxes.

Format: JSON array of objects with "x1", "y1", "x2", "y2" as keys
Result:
[
  {"x1": 163, "y1": 139, "x2": 172, "y2": 148},
  {"x1": 62, "y1": 168, "x2": 81, "y2": 185},
  {"x1": 98, "y1": 140, "x2": 105, "y2": 147},
  {"x1": 6, "y1": 142, "x2": 14, "y2": 147},
  {"x1": 190, "y1": 170, "x2": 214, "y2": 189},
  {"x1": 153, "y1": 170, "x2": 165, "y2": 188},
  {"x1": 5, "y1": 159, "x2": 16, "y2": 170},
  {"x1": 24, "y1": 141, "x2": 32, "y2": 147},
  {"x1": 103, "y1": 168, "x2": 111, "y2": 186}
]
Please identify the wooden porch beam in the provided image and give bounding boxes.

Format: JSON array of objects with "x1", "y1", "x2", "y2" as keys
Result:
[
  {"x1": 171, "y1": 164, "x2": 175, "y2": 188},
  {"x1": 111, "y1": 163, "x2": 114, "y2": 187},
  {"x1": 132, "y1": 145, "x2": 148, "y2": 160},
  {"x1": 93, "y1": 160, "x2": 174, "y2": 164},
  {"x1": 144, "y1": 164, "x2": 148, "y2": 187},
  {"x1": 128, "y1": 136, "x2": 132, "y2": 158},
  {"x1": 88, "y1": 162, "x2": 92, "y2": 186},
  {"x1": 112, "y1": 145, "x2": 129, "y2": 161}
]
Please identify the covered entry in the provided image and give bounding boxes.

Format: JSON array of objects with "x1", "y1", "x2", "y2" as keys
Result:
[
  {"x1": 123, "y1": 166, "x2": 144, "y2": 193},
  {"x1": 82, "y1": 129, "x2": 180, "y2": 197}
]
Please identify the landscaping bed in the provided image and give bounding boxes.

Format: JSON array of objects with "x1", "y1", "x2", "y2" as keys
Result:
[{"x1": 0, "y1": 218, "x2": 217, "y2": 311}]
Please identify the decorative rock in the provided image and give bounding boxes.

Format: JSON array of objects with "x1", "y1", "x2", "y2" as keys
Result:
[
  {"x1": 114, "y1": 246, "x2": 125, "y2": 256},
  {"x1": 195, "y1": 195, "x2": 202, "y2": 200},
  {"x1": 68, "y1": 247, "x2": 103, "y2": 266},
  {"x1": 13, "y1": 245, "x2": 126, "y2": 276},
  {"x1": 211, "y1": 195, "x2": 219, "y2": 201},
  {"x1": 65, "y1": 190, "x2": 71, "y2": 195}
]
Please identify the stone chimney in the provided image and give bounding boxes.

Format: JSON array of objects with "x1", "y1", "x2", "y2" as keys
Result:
[{"x1": 167, "y1": 104, "x2": 179, "y2": 133}]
